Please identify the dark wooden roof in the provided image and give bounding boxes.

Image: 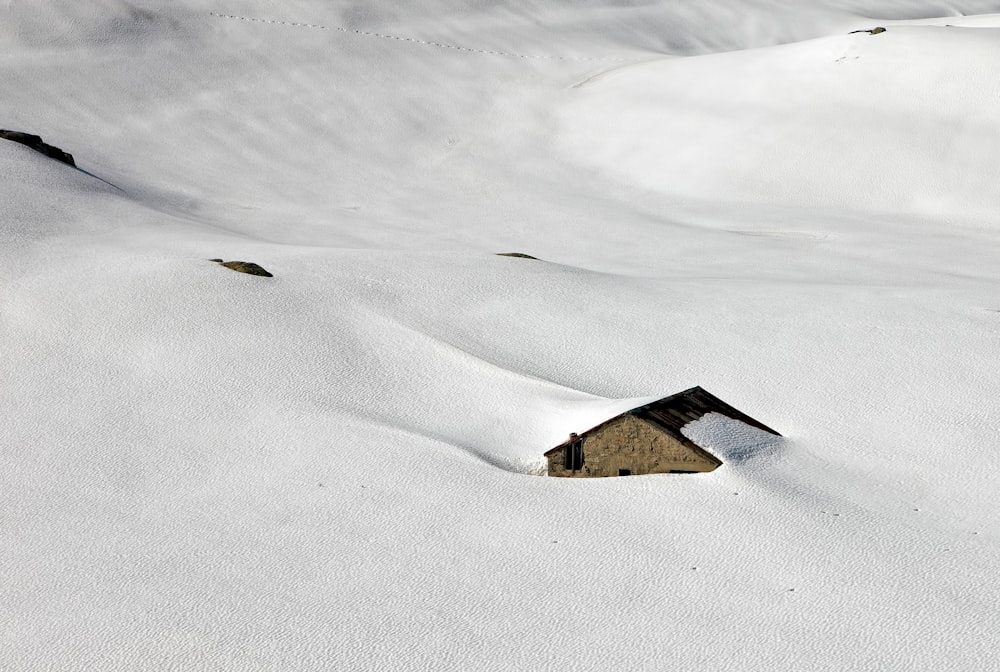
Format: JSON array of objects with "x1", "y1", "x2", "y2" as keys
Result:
[
  {"x1": 544, "y1": 386, "x2": 780, "y2": 456},
  {"x1": 634, "y1": 386, "x2": 780, "y2": 437}
]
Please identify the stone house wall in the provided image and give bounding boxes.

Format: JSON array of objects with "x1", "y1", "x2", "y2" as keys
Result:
[{"x1": 547, "y1": 414, "x2": 721, "y2": 478}]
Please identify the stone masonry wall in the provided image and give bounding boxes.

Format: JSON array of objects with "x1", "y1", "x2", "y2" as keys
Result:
[{"x1": 547, "y1": 414, "x2": 721, "y2": 478}]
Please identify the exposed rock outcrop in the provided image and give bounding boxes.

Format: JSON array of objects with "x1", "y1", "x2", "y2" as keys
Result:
[
  {"x1": 0, "y1": 130, "x2": 76, "y2": 167},
  {"x1": 496, "y1": 252, "x2": 538, "y2": 260},
  {"x1": 213, "y1": 259, "x2": 274, "y2": 277},
  {"x1": 849, "y1": 27, "x2": 886, "y2": 35}
]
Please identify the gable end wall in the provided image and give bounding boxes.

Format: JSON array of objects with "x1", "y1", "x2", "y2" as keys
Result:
[{"x1": 547, "y1": 414, "x2": 721, "y2": 478}]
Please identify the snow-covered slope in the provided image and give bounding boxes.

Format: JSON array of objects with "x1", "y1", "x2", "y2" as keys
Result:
[
  {"x1": 3, "y1": 1, "x2": 1000, "y2": 670},
  {"x1": 560, "y1": 19, "x2": 1000, "y2": 220}
]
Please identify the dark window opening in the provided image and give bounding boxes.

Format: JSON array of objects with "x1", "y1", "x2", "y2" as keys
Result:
[
  {"x1": 564, "y1": 440, "x2": 584, "y2": 471},
  {"x1": 670, "y1": 470, "x2": 697, "y2": 474},
  {"x1": 618, "y1": 469, "x2": 632, "y2": 477}
]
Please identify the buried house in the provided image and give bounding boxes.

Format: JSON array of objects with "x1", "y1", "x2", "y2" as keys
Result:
[{"x1": 545, "y1": 387, "x2": 780, "y2": 477}]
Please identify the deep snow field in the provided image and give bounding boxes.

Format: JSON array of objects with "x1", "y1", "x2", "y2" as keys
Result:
[{"x1": 3, "y1": 1, "x2": 1000, "y2": 670}]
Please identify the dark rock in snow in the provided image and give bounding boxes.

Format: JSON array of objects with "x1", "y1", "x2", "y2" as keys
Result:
[
  {"x1": 496, "y1": 252, "x2": 539, "y2": 260},
  {"x1": 849, "y1": 27, "x2": 886, "y2": 35},
  {"x1": 215, "y1": 260, "x2": 273, "y2": 277},
  {"x1": 0, "y1": 130, "x2": 76, "y2": 167}
]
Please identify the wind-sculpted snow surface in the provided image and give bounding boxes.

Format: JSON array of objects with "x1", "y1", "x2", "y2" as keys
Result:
[
  {"x1": 3, "y1": 1, "x2": 1000, "y2": 670},
  {"x1": 559, "y1": 18, "x2": 1000, "y2": 220}
]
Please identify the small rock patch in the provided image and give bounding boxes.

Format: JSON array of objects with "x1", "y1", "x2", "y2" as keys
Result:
[
  {"x1": 496, "y1": 252, "x2": 538, "y2": 260},
  {"x1": 212, "y1": 259, "x2": 273, "y2": 277},
  {"x1": 0, "y1": 130, "x2": 76, "y2": 167},
  {"x1": 849, "y1": 27, "x2": 886, "y2": 35}
]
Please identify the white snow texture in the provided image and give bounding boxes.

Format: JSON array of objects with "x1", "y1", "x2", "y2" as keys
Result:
[{"x1": 2, "y1": 1, "x2": 1000, "y2": 670}]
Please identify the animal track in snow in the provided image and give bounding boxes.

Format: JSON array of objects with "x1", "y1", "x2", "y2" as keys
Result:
[
  {"x1": 209, "y1": 12, "x2": 626, "y2": 62},
  {"x1": 728, "y1": 229, "x2": 829, "y2": 241}
]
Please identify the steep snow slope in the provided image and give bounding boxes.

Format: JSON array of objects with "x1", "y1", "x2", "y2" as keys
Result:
[{"x1": 3, "y1": 1, "x2": 1000, "y2": 670}]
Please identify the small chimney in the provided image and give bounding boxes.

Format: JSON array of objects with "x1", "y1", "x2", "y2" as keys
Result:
[{"x1": 569, "y1": 432, "x2": 579, "y2": 442}]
